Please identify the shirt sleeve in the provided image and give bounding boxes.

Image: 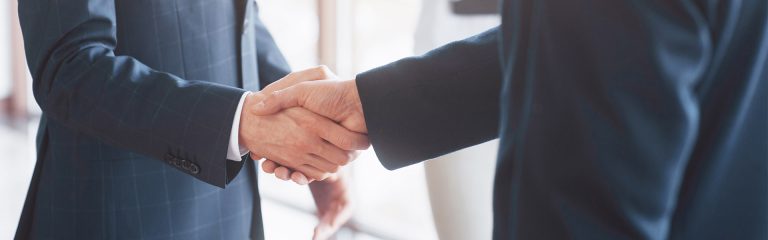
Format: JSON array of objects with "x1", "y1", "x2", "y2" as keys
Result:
[{"x1": 227, "y1": 92, "x2": 251, "y2": 161}]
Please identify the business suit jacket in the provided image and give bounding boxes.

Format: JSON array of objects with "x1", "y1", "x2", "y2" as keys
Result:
[
  {"x1": 357, "y1": 1, "x2": 767, "y2": 239},
  {"x1": 16, "y1": 0, "x2": 289, "y2": 239}
]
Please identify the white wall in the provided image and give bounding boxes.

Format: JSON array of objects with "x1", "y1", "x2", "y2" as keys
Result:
[{"x1": 0, "y1": 0, "x2": 12, "y2": 98}]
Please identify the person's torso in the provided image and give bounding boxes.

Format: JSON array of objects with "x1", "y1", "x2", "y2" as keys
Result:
[
  {"x1": 493, "y1": 1, "x2": 767, "y2": 239},
  {"x1": 113, "y1": 0, "x2": 256, "y2": 88},
  {"x1": 26, "y1": 0, "x2": 265, "y2": 239}
]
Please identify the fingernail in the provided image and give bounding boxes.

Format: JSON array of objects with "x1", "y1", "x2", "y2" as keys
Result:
[{"x1": 297, "y1": 177, "x2": 308, "y2": 185}]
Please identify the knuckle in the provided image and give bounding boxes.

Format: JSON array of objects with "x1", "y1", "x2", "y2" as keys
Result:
[
  {"x1": 305, "y1": 66, "x2": 322, "y2": 79},
  {"x1": 349, "y1": 134, "x2": 369, "y2": 149},
  {"x1": 299, "y1": 119, "x2": 319, "y2": 133},
  {"x1": 316, "y1": 65, "x2": 330, "y2": 71},
  {"x1": 318, "y1": 172, "x2": 331, "y2": 181},
  {"x1": 296, "y1": 140, "x2": 312, "y2": 150},
  {"x1": 310, "y1": 172, "x2": 324, "y2": 180},
  {"x1": 275, "y1": 168, "x2": 288, "y2": 178},
  {"x1": 268, "y1": 90, "x2": 282, "y2": 98},
  {"x1": 259, "y1": 92, "x2": 277, "y2": 105},
  {"x1": 310, "y1": 145, "x2": 325, "y2": 156},
  {"x1": 355, "y1": 138, "x2": 369, "y2": 149},
  {"x1": 313, "y1": 65, "x2": 328, "y2": 71},
  {"x1": 286, "y1": 138, "x2": 299, "y2": 147},
  {"x1": 304, "y1": 114, "x2": 320, "y2": 125},
  {"x1": 338, "y1": 136, "x2": 354, "y2": 150},
  {"x1": 261, "y1": 160, "x2": 274, "y2": 169},
  {"x1": 317, "y1": 65, "x2": 331, "y2": 78},
  {"x1": 294, "y1": 82, "x2": 310, "y2": 92},
  {"x1": 294, "y1": 172, "x2": 308, "y2": 182},
  {"x1": 345, "y1": 152, "x2": 355, "y2": 164},
  {"x1": 328, "y1": 132, "x2": 348, "y2": 149},
  {"x1": 338, "y1": 153, "x2": 352, "y2": 166}
]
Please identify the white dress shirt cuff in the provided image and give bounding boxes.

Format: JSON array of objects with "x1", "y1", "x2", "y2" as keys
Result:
[{"x1": 226, "y1": 92, "x2": 251, "y2": 161}]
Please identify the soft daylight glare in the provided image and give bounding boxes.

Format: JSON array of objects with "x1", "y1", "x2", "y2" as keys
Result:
[{"x1": 245, "y1": 0, "x2": 437, "y2": 239}]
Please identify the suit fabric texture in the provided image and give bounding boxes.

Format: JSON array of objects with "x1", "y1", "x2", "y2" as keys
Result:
[
  {"x1": 357, "y1": 1, "x2": 767, "y2": 239},
  {"x1": 16, "y1": 0, "x2": 290, "y2": 239}
]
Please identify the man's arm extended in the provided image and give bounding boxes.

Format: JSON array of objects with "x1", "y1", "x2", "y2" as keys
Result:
[
  {"x1": 356, "y1": 27, "x2": 503, "y2": 169},
  {"x1": 20, "y1": 0, "x2": 247, "y2": 187},
  {"x1": 254, "y1": 28, "x2": 503, "y2": 171}
]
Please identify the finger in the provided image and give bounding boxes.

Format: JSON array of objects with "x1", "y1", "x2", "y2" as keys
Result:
[
  {"x1": 296, "y1": 164, "x2": 332, "y2": 181},
  {"x1": 274, "y1": 166, "x2": 292, "y2": 180},
  {"x1": 263, "y1": 151, "x2": 336, "y2": 174},
  {"x1": 315, "y1": 120, "x2": 370, "y2": 151},
  {"x1": 262, "y1": 65, "x2": 336, "y2": 93},
  {"x1": 324, "y1": 172, "x2": 339, "y2": 182},
  {"x1": 349, "y1": 150, "x2": 362, "y2": 161},
  {"x1": 262, "y1": 150, "x2": 310, "y2": 170},
  {"x1": 251, "y1": 85, "x2": 305, "y2": 116},
  {"x1": 261, "y1": 160, "x2": 278, "y2": 174},
  {"x1": 312, "y1": 141, "x2": 352, "y2": 166},
  {"x1": 290, "y1": 171, "x2": 310, "y2": 185},
  {"x1": 307, "y1": 153, "x2": 341, "y2": 174}
]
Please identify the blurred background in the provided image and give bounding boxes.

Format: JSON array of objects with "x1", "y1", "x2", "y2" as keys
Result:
[{"x1": 0, "y1": 0, "x2": 498, "y2": 239}]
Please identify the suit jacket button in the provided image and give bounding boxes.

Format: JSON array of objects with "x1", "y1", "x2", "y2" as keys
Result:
[
  {"x1": 167, "y1": 157, "x2": 180, "y2": 166},
  {"x1": 189, "y1": 163, "x2": 200, "y2": 175}
]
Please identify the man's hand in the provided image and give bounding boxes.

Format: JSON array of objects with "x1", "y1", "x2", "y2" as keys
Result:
[
  {"x1": 252, "y1": 77, "x2": 366, "y2": 133},
  {"x1": 257, "y1": 65, "x2": 339, "y2": 97},
  {"x1": 239, "y1": 67, "x2": 369, "y2": 181},
  {"x1": 261, "y1": 151, "x2": 362, "y2": 183},
  {"x1": 251, "y1": 67, "x2": 368, "y2": 183},
  {"x1": 308, "y1": 173, "x2": 353, "y2": 240}
]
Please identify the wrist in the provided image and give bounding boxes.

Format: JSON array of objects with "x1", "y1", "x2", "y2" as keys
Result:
[
  {"x1": 343, "y1": 79, "x2": 367, "y2": 133},
  {"x1": 239, "y1": 92, "x2": 260, "y2": 148},
  {"x1": 345, "y1": 79, "x2": 360, "y2": 105}
]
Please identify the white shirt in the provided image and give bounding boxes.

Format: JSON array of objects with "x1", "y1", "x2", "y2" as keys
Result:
[{"x1": 226, "y1": 92, "x2": 250, "y2": 161}]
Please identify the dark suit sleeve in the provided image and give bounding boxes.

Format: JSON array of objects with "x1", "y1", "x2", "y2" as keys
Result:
[
  {"x1": 19, "y1": 0, "x2": 245, "y2": 188},
  {"x1": 356, "y1": 27, "x2": 502, "y2": 170}
]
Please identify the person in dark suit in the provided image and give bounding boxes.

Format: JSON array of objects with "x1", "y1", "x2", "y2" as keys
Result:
[
  {"x1": 254, "y1": 1, "x2": 767, "y2": 239},
  {"x1": 15, "y1": 0, "x2": 367, "y2": 239}
]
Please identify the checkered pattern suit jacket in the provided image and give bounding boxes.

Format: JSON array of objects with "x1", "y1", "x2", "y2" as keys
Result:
[{"x1": 15, "y1": 0, "x2": 290, "y2": 239}]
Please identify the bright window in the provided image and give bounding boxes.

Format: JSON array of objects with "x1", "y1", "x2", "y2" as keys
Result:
[{"x1": 258, "y1": 0, "x2": 437, "y2": 239}]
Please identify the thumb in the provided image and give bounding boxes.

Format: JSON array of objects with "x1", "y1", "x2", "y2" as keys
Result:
[
  {"x1": 251, "y1": 86, "x2": 304, "y2": 115},
  {"x1": 261, "y1": 66, "x2": 336, "y2": 93}
]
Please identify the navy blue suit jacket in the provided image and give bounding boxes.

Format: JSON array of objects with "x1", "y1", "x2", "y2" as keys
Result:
[
  {"x1": 16, "y1": 0, "x2": 289, "y2": 239},
  {"x1": 357, "y1": 1, "x2": 767, "y2": 239}
]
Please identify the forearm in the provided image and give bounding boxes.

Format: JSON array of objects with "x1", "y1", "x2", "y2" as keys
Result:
[
  {"x1": 21, "y1": 0, "x2": 247, "y2": 187},
  {"x1": 356, "y1": 27, "x2": 503, "y2": 169}
]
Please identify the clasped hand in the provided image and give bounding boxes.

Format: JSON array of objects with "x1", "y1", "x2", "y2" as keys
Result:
[{"x1": 239, "y1": 66, "x2": 368, "y2": 184}]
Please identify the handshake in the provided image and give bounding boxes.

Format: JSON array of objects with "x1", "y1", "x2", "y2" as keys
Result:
[{"x1": 238, "y1": 66, "x2": 369, "y2": 184}]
